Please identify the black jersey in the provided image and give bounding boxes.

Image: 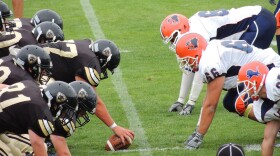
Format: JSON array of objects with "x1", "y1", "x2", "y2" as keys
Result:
[
  {"x1": 0, "y1": 29, "x2": 38, "y2": 57},
  {"x1": 9, "y1": 18, "x2": 34, "y2": 31},
  {"x1": 41, "y1": 39, "x2": 101, "y2": 86},
  {"x1": 0, "y1": 55, "x2": 35, "y2": 84},
  {"x1": 0, "y1": 80, "x2": 54, "y2": 138}
]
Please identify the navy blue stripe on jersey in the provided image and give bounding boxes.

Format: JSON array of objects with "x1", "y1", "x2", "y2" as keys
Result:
[
  {"x1": 211, "y1": 16, "x2": 257, "y2": 41},
  {"x1": 261, "y1": 98, "x2": 275, "y2": 122},
  {"x1": 226, "y1": 66, "x2": 241, "y2": 77},
  {"x1": 267, "y1": 63, "x2": 275, "y2": 70}
]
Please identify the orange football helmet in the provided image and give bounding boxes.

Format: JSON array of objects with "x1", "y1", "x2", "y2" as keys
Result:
[
  {"x1": 237, "y1": 61, "x2": 269, "y2": 102},
  {"x1": 175, "y1": 33, "x2": 207, "y2": 72},
  {"x1": 160, "y1": 13, "x2": 190, "y2": 51}
]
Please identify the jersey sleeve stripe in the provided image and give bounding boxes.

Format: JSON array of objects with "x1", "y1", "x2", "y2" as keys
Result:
[
  {"x1": 6, "y1": 134, "x2": 31, "y2": 146},
  {"x1": 38, "y1": 119, "x2": 54, "y2": 137},
  {"x1": 84, "y1": 67, "x2": 100, "y2": 86}
]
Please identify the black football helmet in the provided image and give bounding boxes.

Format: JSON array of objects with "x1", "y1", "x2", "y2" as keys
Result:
[
  {"x1": 32, "y1": 21, "x2": 64, "y2": 43},
  {"x1": 42, "y1": 81, "x2": 78, "y2": 125},
  {"x1": 90, "y1": 39, "x2": 120, "y2": 79},
  {"x1": 0, "y1": 1, "x2": 13, "y2": 33},
  {"x1": 69, "y1": 81, "x2": 97, "y2": 127},
  {"x1": 30, "y1": 9, "x2": 63, "y2": 29},
  {"x1": 14, "y1": 45, "x2": 53, "y2": 84}
]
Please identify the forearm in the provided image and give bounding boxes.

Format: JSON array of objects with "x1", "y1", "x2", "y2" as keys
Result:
[
  {"x1": 261, "y1": 120, "x2": 280, "y2": 156},
  {"x1": 31, "y1": 141, "x2": 47, "y2": 156},
  {"x1": 197, "y1": 77, "x2": 224, "y2": 135},
  {"x1": 95, "y1": 96, "x2": 115, "y2": 127},
  {"x1": 197, "y1": 101, "x2": 217, "y2": 135},
  {"x1": 51, "y1": 135, "x2": 71, "y2": 156}
]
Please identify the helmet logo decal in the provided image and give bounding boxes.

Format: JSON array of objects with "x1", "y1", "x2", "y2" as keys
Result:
[
  {"x1": 185, "y1": 38, "x2": 198, "y2": 50},
  {"x1": 78, "y1": 88, "x2": 88, "y2": 100},
  {"x1": 167, "y1": 15, "x2": 179, "y2": 25},
  {"x1": 102, "y1": 47, "x2": 111, "y2": 57},
  {"x1": 56, "y1": 92, "x2": 67, "y2": 103},
  {"x1": 46, "y1": 29, "x2": 55, "y2": 39},
  {"x1": 246, "y1": 66, "x2": 261, "y2": 79},
  {"x1": 27, "y1": 54, "x2": 37, "y2": 64}
]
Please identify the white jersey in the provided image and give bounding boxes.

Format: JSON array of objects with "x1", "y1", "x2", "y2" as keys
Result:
[
  {"x1": 189, "y1": 6, "x2": 262, "y2": 42},
  {"x1": 199, "y1": 40, "x2": 280, "y2": 90},
  {"x1": 253, "y1": 98, "x2": 280, "y2": 123},
  {"x1": 254, "y1": 68, "x2": 280, "y2": 123},
  {"x1": 266, "y1": 68, "x2": 280, "y2": 101}
]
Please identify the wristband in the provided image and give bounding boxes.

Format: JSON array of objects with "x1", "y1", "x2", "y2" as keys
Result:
[{"x1": 109, "y1": 122, "x2": 117, "y2": 129}]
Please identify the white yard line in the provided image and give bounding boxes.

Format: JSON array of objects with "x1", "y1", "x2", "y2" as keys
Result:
[
  {"x1": 113, "y1": 144, "x2": 264, "y2": 153},
  {"x1": 80, "y1": 1, "x2": 152, "y2": 156}
]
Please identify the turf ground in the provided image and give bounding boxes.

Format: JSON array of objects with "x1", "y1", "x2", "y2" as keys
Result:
[{"x1": 4, "y1": 0, "x2": 280, "y2": 155}]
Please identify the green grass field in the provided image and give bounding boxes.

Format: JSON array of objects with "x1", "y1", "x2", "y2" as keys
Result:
[{"x1": 4, "y1": 0, "x2": 280, "y2": 155}]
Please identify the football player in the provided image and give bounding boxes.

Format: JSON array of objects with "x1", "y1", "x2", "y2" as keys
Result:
[
  {"x1": 0, "y1": 80, "x2": 78, "y2": 156},
  {"x1": 0, "y1": 21, "x2": 64, "y2": 57},
  {"x1": 174, "y1": 33, "x2": 280, "y2": 149},
  {"x1": 38, "y1": 39, "x2": 134, "y2": 144},
  {"x1": 9, "y1": 9, "x2": 63, "y2": 31},
  {"x1": 237, "y1": 61, "x2": 280, "y2": 156},
  {"x1": 160, "y1": 5, "x2": 276, "y2": 115}
]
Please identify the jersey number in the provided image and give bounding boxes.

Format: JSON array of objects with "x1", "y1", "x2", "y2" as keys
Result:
[
  {"x1": 221, "y1": 40, "x2": 253, "y2": 53},
  {"x1": 198, "y1": 9, "x2": 229, "y2": 18},
  {"x1": 0, "y1": 82, "x2": 31, "y2": 112},
  {"x1": 204, "y1": 68, "x2": 220, "y2": 82}
]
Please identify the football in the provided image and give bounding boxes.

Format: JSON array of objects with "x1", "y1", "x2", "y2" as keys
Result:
[{"x1": 105, "y1": 134, "x2": 133, "y2": 151}]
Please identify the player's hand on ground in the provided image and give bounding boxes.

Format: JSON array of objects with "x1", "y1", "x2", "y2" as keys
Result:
[
  {"x1": 112, "y1": 126, "x2": 135, "y2": 144},
  {"x1": 179, "y1": 104, "x2": 194, "y2": 115},
  {"x1": 184, "y1": 129, "x2": 198, "y2": 144},
  {"x1": 168, "y1": 101, "x2": 184, "y2": 112},
  {"x1": 185, "y1": 132, "x2": 203, "y2": 149}
]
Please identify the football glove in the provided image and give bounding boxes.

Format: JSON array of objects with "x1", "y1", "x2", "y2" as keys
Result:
[
  {"x1": 179, "y1": 104, "x2": 194, "y2": 115},
  {"x1": 168, "y1": 101, "x2": 184, "y2": 112},
  {"x1": 185, "y1": 129, "x2": 197, "y2": 144},
  {"x1": 269, "y1": 0, "x2": 276, "y2": 5},
  {"x1": 185, "y1": 132, "x2": 204, "y2": 149}
]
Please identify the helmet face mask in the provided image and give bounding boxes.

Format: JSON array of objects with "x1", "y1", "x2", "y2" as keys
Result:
[
  {"x1": 237, "y1": 61, "x2": 269, "y2": 102},
  {"x1": 177, "y1": 55, "x2": 199, "y2": 73}
]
